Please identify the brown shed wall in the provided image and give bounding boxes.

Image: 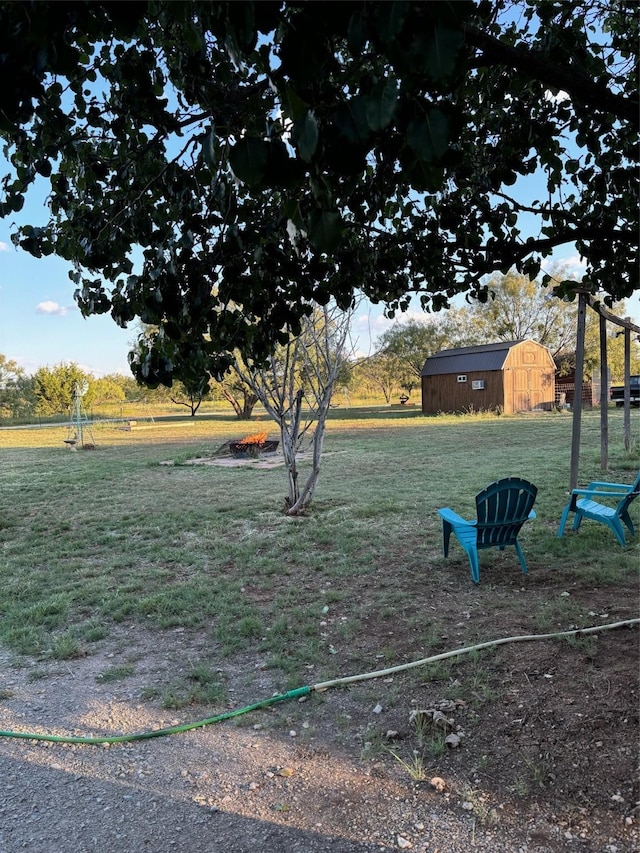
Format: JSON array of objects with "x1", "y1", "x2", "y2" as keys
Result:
[{"x1": 422, "y1": 370, "x2": 506, "y2": 413}]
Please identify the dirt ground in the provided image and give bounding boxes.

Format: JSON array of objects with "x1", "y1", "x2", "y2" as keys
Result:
[{"x1": 0, "y1": 568, "x2": 638, "y2": 852}]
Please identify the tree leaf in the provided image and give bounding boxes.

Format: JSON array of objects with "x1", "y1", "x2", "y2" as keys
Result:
[
  {"x1": 402, "y1": 154, "x2": 444, "y2": 192},
  {"x1": 265, "y1": 139, "x2": 305, "y2": 188},
  {"x1": 279, "y1": 84, "x2": 309, "y2": 122},
  {"x1": 334, "y1": 96, "x2": 370, "y2": 144},
  {"x1": 279, "y1": 10, "x2": 331, "y2": 89},
  {"x1": 283, "y1": 199, "x2": 304, "y2": 228},
  {"x1": 308, "y1": 210, "x2": 344, "y2": 253},
  {"x1": 229, "y1": 138, "x2": 269, "y2": 185},
  {"x1": 375, "y1": 1, "x2": 409, "y2": 43},
  {"x1": 347, "y1": 9, "x2": 367, "y2": 53},
  {"x1": 407, "y1": 109, "x2": 450, "y2": 162},
  {"x1": 294, "y1": 111, "x2": 319, "y2": 162},
  {"x1": 365, "y1": 78, "x2": 398, "y2": 131},
  {"x1": 183, "y1": 22, "x2": 203, "y2": 55},
  {"x1": 277, "y1": 767, "x2": 295, "y2": 777},
  {"x1": 202, "y1": 129, "x2": 218, "y2": 170},
  {"x1": 411, "y1": 24, "x2": 464, "y2": 81},
  {"x1": 227, "y1": 1, "x2": 256, "y2": 52}
]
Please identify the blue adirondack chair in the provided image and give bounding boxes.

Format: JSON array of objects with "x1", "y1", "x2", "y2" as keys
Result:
[
  {"x1": 438, "y1": 477, "x2": 538, "y2": 584},
  {"x1": 557, "y1": 470, "x2": 640, "y2": 546}
]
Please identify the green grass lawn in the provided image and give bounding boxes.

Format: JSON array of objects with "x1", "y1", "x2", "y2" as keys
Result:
[
  {"x1": 0, "y1": 407, "x2": 638, "y2": 678},
  {"x1": 2, "y1": 406, "x2": 638, "y2": 828}
]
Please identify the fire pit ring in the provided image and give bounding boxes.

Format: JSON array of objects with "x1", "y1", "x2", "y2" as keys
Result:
[{"x1": 229, "y1": 439, "x2": 279, "y2": 458}]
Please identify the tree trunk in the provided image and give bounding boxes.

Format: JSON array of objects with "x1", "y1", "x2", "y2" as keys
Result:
[
  {"x1": 282, "y1": 388, "x2": 335, "y2": 516},
  {"x1": 287, "y1": 414, "x2": 325, "y2": 515},
  {"x1": 282, "y1": 390, "x2": 304, "y2": 513},
  {"x1": 222, "y1": 388, "x2": 258, "y2": 419},
  {"x1": 241, "y1": 391, "x2": 258, "y2": 419}
]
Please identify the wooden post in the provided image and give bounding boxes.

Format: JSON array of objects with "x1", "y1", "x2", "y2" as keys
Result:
[
  {"x1": 582, "y1": 296, "x2": 640, "y2": 458},
  {"x1": 624, "y1": 324, "x2": 631, "y2": 452},
  {"x1": 599, "y1": 313, "x2": 608, "y2": 471},
  {"x1": 569, "y1": 293, "x2": 587, "y2": 492}
]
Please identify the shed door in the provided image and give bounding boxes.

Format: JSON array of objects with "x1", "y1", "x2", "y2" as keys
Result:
[{"x1": 515, "y1": 369, "x2": 531, "y2": 411}]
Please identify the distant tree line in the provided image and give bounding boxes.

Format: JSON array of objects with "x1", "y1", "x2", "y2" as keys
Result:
[{"x1": 0, "y1": 358, "x2": 215, "y2": 420}]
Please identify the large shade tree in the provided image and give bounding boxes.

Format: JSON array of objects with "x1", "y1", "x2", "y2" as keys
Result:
[
  {"x1": 352, "y1": 352, "x2": 402, "y2": 405},
  {"x1": 370, "y1": 276, "x2": 639, "y2": 394},
  {"x1": 0, "y1": 354, "x2": 24, "y2": 390},
  {"x1": 459, "y1": 269, "x2": 581, "y2": 356},
  {"x1": 0, "y1": 0, "x2": 637, "y2": 387},
  {"x1": 83, "y1": 376, "x2": 126, "y2": 411}
]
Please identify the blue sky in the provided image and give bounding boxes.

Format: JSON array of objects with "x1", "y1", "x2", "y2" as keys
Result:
[
  {"x1": 1, "y1": 152, "x2": 638, "y2": 377},
  {"x1": 0, "y1": 237, "x2": 135, "y2": 376},
  {"x1": 0, "y1": 166, "x2": 136, "y2": 376}
]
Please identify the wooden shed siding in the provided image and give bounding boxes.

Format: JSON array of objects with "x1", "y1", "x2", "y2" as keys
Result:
[
  {"x1": 421, "y1": 340, "x2": 556, "y2": 414},
  {"x1": 422, "y1": 370, "x2": 507, "y2": 413},
  {"x1": 504, "y1": 366, "x2": 556, "y2": 412}
]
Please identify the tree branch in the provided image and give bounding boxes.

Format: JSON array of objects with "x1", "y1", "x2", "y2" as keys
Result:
[
  {"x1": 462, "y1": 23, "x2": 639, "y2": 126},
  {"x1": 480, "y1": 227, "x2": 635, "y2": 272}
]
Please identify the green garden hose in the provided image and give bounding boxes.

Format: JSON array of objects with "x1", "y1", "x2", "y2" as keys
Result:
[
  {"x1": 0, "y1": 686, "x2": 311, "y2": 745},
  {"x1": 0, "y1": 619, "x2": 637, "y2": 745}
]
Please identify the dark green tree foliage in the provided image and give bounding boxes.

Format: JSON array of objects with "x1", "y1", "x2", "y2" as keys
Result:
[{"x1": 0, "y1": 1, "x2": 637, "y2": 387}]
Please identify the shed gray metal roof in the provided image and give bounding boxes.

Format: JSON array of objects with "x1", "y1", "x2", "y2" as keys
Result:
[{"x1": 421, "y1": 340, "x2": 524, "y2": 376}]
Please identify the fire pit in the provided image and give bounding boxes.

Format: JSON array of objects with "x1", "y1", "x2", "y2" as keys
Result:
[{"x1": 229, "y1": 431, "x2": 279, "y2": 458}]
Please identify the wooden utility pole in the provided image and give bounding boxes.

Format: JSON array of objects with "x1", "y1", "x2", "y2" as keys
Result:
[
  {"x1": 623, "y1": 323, "x2": 631, "y2": 452},
  {"x1": 569, "y1": 293, "x2": 587, "y2": 492},
  {"x1": 599, "y1": 313, "x2": 608, "y2": 470}
]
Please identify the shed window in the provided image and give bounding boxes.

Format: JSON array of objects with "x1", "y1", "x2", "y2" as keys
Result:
[
  {"x1": 457, "y1": 375, "x2": 467, "y2": 383},
  {"x1": 472, "y1": 380, "x2": 485, "y2": 390}
]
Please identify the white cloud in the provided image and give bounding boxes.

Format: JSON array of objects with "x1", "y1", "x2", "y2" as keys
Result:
[
  {"x1": 392, "y1": 309, "x2": 436, "y2": 326},
  {"x1": 545, "y1": 89, "x2": 570, "y2": 103},
  {"x1": 10, "y1": 356, "x2": 39, "y2": 375},
  {"x1": 548, "y1": 253, "x2": 587, "y2": 281},
  {"x1": 0, "y1": 241, "x2": 9, "y2": 252},
  {"x1": 36, "y1": 300, "x2": 70, "y2": 316},
  {"x1": 353, "y1": 311, "x2": 389, "y2": 333}
]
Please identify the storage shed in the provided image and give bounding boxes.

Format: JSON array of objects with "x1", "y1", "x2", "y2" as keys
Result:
[{"x1": 421, "y1": 339, "x2": 556, "y2": 414}]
